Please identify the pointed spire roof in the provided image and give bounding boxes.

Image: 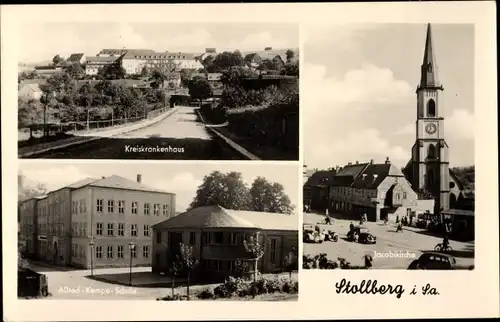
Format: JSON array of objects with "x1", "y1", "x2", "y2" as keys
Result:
[{"x1": 420, "y1": 23, "x2": 442, "y2": 89}]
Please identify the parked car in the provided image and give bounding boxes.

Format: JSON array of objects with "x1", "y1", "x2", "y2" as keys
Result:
[
  {"x1": 18, "y1": 268, "x2": 49, "y2": 298},
  {"x1": 347, "y1": 226, "x2": 376, "y2": 244},
  {"x1": 303, "y1": 224, "x2": 324, "y2": 243},
  {"x1": 408, "y1": 252, "x2": 458, "y2": 270},
  {"x1": 316, "y1": 224, "x2": 339, "y2": 242}
]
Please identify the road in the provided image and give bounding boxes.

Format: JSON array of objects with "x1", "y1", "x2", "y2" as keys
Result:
[
  {"x1": 31, "y1": 106, "x2": 247, "y2": 160},
  {"x1": 303, "y1": 212, "x2": 475, "y2": 269}
]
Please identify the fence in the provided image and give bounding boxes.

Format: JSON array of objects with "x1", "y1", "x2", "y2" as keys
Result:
[{"x1": 18, "y1": 107, "x2": 170, "y2": 141}]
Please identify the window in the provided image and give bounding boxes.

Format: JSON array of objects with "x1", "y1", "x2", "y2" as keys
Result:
[
  {"x1": 131, "y1": 224, "x2": 137, "y2": 237},
  {"x1": 144, "y1": 225, "x2": 150, "y2": 237},
  {"x1": 96, "y1": 222, "x2": 103, "y2": 235},
  {"x1": 117, "y1": 245, "x2": 124, "y2": 258},
  {"x1": 202, "y1": 232, "x2": 211, "y2": 244},
  {"x1": 107, "y1": 245, "x2": 113, "y2": 259},
  {"x1": 107, "y1": 223, "x2": 114, "y2": 236},
  {"x1": 427, "y1": 99, "x2": 436, "y2": 117},
  {"x1": 154, "y1": 204, "x2": 160, "y2": 216},
  {"x1": 118, "y1": 223, "x2": 124, "y2": 236},
  {"x1": 79, "y1": 200, "x2": 83, "y2": 214},
  {"x1": 396, "y1": 193, "x2": 400, "y2": 200},
  {"x1": 214, "y1": 232, "x2": 223, "y2": 244},
  {"x1": 108, "y1": 200, "x2": 114, "y2": 213},
  {"x1": 189, "y1": 232, "x2": 196, "y2": 245},
  {"x1": 118, "y1": 200, "x2": 125, "y2": 214},
  {"x1": 132, "y1": 202, "x2": 138, "y2": 214},
  {"x1": 403, "y1": 192, "x2": 407, "y2": 199},
  {"x1": 428, "y1": 144, "x2": 436, "y2": 159},
  {"x1": 163, "y1": 204, "x2": 169, "y2": 216},
  {"x1": 144, "y1": 203, "x2": 150, "y2": 215},
  {"x1": 81, "y1": 224, "x2": 86, "y2": 236},
  {"x1": 131, "y1": 247, "x2": 137, "y2": 258},
  {"x1": 229, "y1": 233, "x2": 238, "y2": 245},
  {"x1": 96, "y1": 246, "x2": 103, "y2": 259},
  {"x1": 270, "y1": 239, "x2": 277, "y2": 264},
  {"x1": 97, "y1": 199, "x2": 103, "y2": 213},
  {"x1": 156, "y1": 231, "x2": 162, "y2": 243},
  {"x1": 143, "y1": 246, "x2": 149, "y2": 258}
]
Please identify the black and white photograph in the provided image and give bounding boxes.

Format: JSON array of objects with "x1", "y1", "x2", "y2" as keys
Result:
[
  {"x1": 18, "y1": 162, "x2": 299, "y2": 300},
  {"x1": 17, "y1": 23, "x2": 299, "y2": 160},
  {"x1": 302, "y1": 24, "x2": 475, "y2": 270}
]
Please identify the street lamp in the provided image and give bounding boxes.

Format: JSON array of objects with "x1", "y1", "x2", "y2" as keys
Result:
[
  {"x1": 89, "y1": 240, "x2": 95, "y2": 277},
  {"x1": 128, "y1": 242, "x2": 136, "y2": 286}
]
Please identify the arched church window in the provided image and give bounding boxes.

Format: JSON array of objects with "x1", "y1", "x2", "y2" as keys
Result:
[
  {"x1": 427, "y1": 99, "x2": 436, "y2": 117},
  {"x1": 428, "y1": 144, "x2": 436, "y2": 159}
]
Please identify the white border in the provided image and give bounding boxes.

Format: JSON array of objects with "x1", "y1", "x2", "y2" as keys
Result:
[{"x1": 2, "y1": 2, "x2": 498, "y2": 320}]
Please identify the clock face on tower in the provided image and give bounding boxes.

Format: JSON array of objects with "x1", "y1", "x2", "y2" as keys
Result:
[{"x1": 425, "y1": 123, "x2": 437, "y2": 135}]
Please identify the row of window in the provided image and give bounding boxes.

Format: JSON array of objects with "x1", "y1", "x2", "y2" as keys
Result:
[
  {"x1": 72, "y1": 199, "x2": 88, "y2": 215},
  {"x1": 95, "y1": 199, "x2": 170, "y2": 216},
  {"x1": 37, "y1": 223, "x2": 64, "y2": 235},
  {"x1": 330, "y1": 187, "x2": 378, "y2": 198},
  {"x1": 72, "y1": 223, "x2": 88, "y2": 237},
  {"x1": 93, "y1": 245, "x2": 150, "y2": 259},
  {"x1": 129, "y1": 55, "x2": 187, "y2": 59},
  {"x1": 155, "y1": 231, "x2": 260, "y2": 247},
  {"x1": 96, "y1": 223, "x2": 150, "y2": 237}
]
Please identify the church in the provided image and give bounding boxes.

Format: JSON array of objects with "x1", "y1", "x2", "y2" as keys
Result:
[{"x1": 305, "y1": 24, "x2": 474, "y2": 238}]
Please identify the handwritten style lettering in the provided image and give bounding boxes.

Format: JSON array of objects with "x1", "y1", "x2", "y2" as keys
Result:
[{"x1": 335, "y1": 279, "x2": 405, "y2": 299}]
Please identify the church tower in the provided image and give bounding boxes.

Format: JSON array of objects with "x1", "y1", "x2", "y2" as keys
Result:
[{"x1": 409, "y1": 23, "x2": 450, "y2": 215}]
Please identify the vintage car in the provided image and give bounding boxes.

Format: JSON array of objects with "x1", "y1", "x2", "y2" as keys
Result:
[
  {"x1": 18, "y1": 268, "x2": 49, "y2": 298},
  {"x1": 316, "y1": 223, "x2": 339, "y2": 242},
  {"x1": 347, "y1": 226, "x2": 376, "y2": 244},
  {"x1": 303, "y1": 224, "x2": 324, "y2": 243},
  {"x1": 408, "y1": 252, "x2": 458, "y2": 270}
]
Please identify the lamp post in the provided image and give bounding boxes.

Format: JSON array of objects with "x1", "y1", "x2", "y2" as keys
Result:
[
  {"x1": 128, "y1": 242, "x2": 136, "y2": 286},
  {"x1": 89, "y1": 240, "x2": 94, "y2": 277}
]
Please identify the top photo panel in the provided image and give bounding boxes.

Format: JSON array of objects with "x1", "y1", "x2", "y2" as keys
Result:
[{"x1": 17, "y1": 23, "x2": 299, "y2": 160}]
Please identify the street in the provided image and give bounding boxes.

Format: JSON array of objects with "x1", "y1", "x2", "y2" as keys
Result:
[
  {"x1": 29, "y1": 106, "x2": 247, "y2": 160},
  {"x1": 303, "y1": 212, "x2": 475, "y2": 269}
]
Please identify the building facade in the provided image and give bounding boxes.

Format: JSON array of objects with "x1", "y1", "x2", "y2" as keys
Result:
[
  {"x1": 120, "y1": 50, "x2": 203, "y2": 75},
  {"x1": 152, "y1": 205, "x2": 298, "y2": 282},
  {"x1": 328, "y1": 159, "x2": 434, "y2": 222},
  {"x1": 85, "y1": 56, "x2": 123, "y2": 75},
  {"x1": 19, "y1": 196, "x2": 44, "y2": 258},
  {"x1": 20, "y1": 174, "x2": 176, "y2": 269},
  {"x1": 402, "y1": 23, "x2": 465, "y2": 216}
]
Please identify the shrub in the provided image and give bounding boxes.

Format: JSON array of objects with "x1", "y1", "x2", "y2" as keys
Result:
[
  {"x1": 213, "y1": 276, "x2": 251, "y2": 299},
  {"x1": 157, "y1": 293, "x2": 190, "y2": 301},
  {"x1": 196, "y1": 288, "x2": 215, "y2": 300}
]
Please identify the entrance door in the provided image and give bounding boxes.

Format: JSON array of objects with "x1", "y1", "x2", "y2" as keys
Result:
[
  {"x1": 53, "y1": 242, "x2": 58, "y2": 264},
  {"x1": 267, "y1": 237, "x2": 281, "y2": 273},
  {"x1": 168, "y1": 232, "x2": 183, "y2": 256}
]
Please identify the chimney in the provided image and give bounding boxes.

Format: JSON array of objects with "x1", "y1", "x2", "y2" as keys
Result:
[
  {"x1": 347, "y1": 162, "x2": 352, "y2": 166},
  {"x1": 101, "y1": 176, "x2": 105, "y2": 179},
  {"x1": 265, "y1": 47, "x2": 272, "y2": 51},
  {"x1": 355, "y1": 161, "x2": 359, "y2": 165},
  {"x1": 385, "y1": 157, "x2": 391, "y2": 164},
  {"x1": 370, "y1": 159, "x2": 374, "y2": 164},
  {"x1": 137, "y1": 174, "x2": 142, "y2": 183}
]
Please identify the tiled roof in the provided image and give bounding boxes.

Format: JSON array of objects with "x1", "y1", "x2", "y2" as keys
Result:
[
  {"x1": 67, "y1": 53, "x2": 84, "y2": 62},
  {"x1": 65, "y1": 177, "x2": 100, "y2": 189},
  {"x1": 88, "y1": 175, "x2": 173, "y2": 194},
  {"x1": 304, "y1": 170, "x2": 337, "y2": 187},
  {"x1": 153, "y1": 205, "x2": 298, "y2": 231},
  {"x1": 331, "y1": 161, "x2": 405, "y2": 189},
  {"x1": 19, "y1": 83, "x2": 42, "y2": 93}
]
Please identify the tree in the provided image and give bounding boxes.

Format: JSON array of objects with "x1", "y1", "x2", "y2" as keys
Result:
[
  {"x1": 243, "y1": 233, "x2": 265, "y2": 283},
  {"x1": 211, "y1": 51, "x2": 244, "y2": 72},
  {"x1": 285, "y1": 49, "x2": 295, "y2": 63},
  {"x1": 52, "y1": 54, "x2": 63, "y2": 66},
  {"x1": 179, "y1": 243, "x2": 199, "y2": 300},
  {"x1": 179, "y1": 69, "x2": 193, "y2": 87},
  {"x1": 188, "y1": 76, "x2": 213, "y2": 105},
  {"x1": 18, "y1": 98, "x2": 43, "y2": 128},
  {"x1": 65, "y1": 63, "x2": 85, "y2": 79},
  {"x1": 189, "y1": 171, "x2": 251, "y2": 210},
  {"x1": 18, "y1": 173, "x2": 47, "y2": 202},
  {"x1": 78, "y1": 83, "x2": 97, "y2": 130},
  {"x1": 281, "y1": 61, "x2": 299, "y2": 77},
  {"x1": 98, "y1": 63, "x2": 126, "y2": 80},
  {"x1": 140, "y1": 65, "x2": 151, "y2": 77},
  {"x1": 220, "y1": 66, "x2": 257, "y2": 87},
  {"x1": 167, "y1": 253, "x2": 183, "y2": 297},
  {"x1": 150, "y1": 69, "x2": 166, "y2": 89},
  {"x1": 250, "y1": 177, "x2": 295, "y2": 214},
  {"x1": 282, "y1": 247, "x2": 298, "y2": 279}
]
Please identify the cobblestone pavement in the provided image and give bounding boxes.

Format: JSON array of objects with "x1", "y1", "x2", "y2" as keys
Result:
[{"x1": 303, "y1": 212, "x2": 474, "y2": 269}]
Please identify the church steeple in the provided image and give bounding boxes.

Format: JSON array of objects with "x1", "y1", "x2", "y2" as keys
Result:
[{"x1": 420, "y1": 23, "x2": 442, "y2": 89}]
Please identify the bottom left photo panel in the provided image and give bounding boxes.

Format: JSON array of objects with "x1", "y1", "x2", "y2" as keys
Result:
[{"x1": 17, "y1": 161, "x2": 299, "y2": 301}]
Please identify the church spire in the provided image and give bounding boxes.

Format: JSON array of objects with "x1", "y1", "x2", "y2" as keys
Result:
[{"x1": 420, "y1": 23, "x2": 441, "y2": 88}]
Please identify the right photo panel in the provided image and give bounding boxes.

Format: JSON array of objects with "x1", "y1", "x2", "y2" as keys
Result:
[{"x1": 302, "y1": 23, "x2": 475, "y2": 270}]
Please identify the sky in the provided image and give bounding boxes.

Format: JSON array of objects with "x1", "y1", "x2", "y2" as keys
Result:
[
  {"x1": 303, "y1": 23, "x2": 475, "y2": 170},
  {"x1": 18, "y1": 162, "x2": 299, "y2": 213},
  {"x1": 17, "y1": 23, "x2": 298, "y2": 64}
]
